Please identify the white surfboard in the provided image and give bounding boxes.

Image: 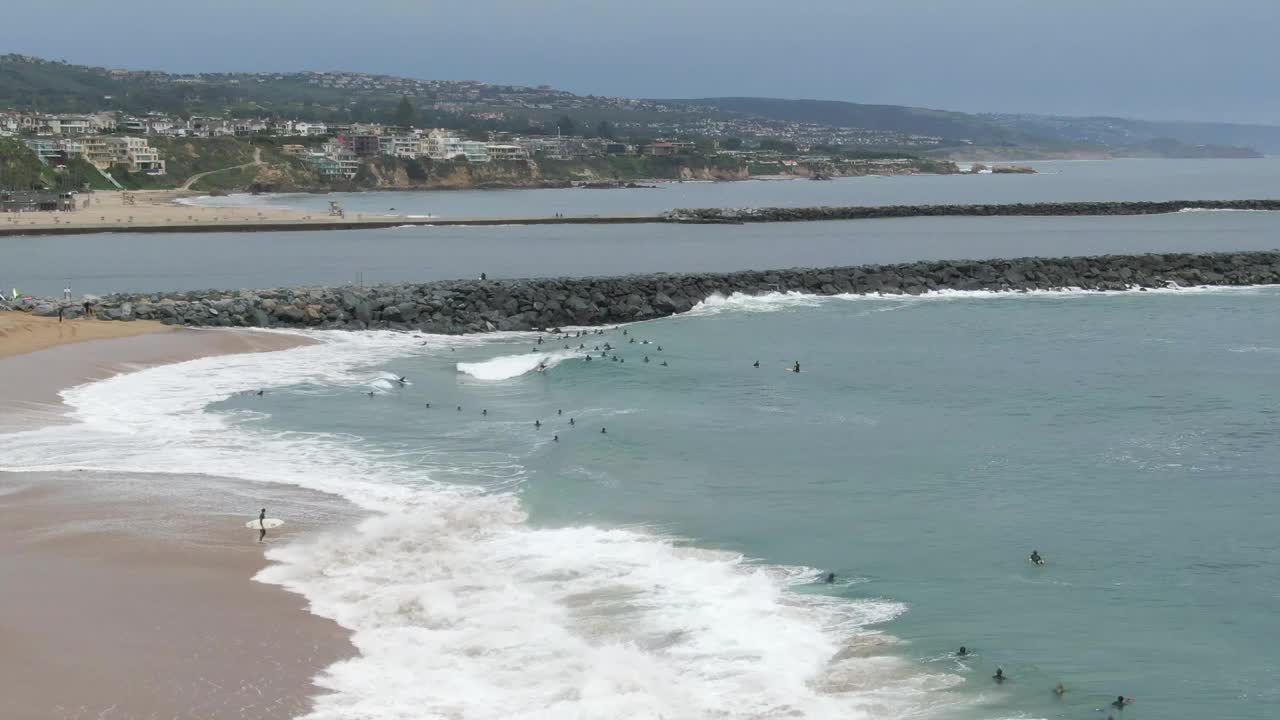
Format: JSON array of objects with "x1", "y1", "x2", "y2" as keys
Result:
[{"x1": 246, "y1": 518, "x2": 285, "y2": 529}]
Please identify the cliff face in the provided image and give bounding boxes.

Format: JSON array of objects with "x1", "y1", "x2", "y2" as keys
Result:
[{"x1": 221, "y1": 154, "x2": 952, "y2": 193}]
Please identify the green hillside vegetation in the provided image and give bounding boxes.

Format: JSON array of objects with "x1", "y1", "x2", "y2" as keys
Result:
[
  {"x1": 0, "y1": 137, "x2": 113, "y2": 191},
  {"x1": 673, "y1": 97, "x2": 1042, "y2": 146},
  {"x1": 0, "y1": 137, "x2": 49, "y2": 189},
  {"x1": 537, "y1": 155, "x2": 745, "y2": 181}
]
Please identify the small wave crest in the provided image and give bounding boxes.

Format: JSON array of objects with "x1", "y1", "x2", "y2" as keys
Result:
[
  {"x1": 457, "y1": 349, "x2": 582, "y2": 380},
  {"x1": 687, "y1": 291, "x2": 826, "y2": 316}
]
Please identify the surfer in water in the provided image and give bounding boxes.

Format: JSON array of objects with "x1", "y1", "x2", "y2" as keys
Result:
[
  {"x1": 397, "y1": 376, "x2": 407, "y2": 385},
  {"x1": 535, "y1": 420, "x2": 542, "y2": 429},
  {"x1": 753, "y1": 361, "x2": 760, "y2": 368},
  {"x1": 825, "y1": 572, "x2": 836, "y2": 583},
  {"x1": 258, "y1": 508, "x2": 267, "y2": 543},
  {"x1": 1054, "y1": 682, "x2": 1067, "y2": 697},
  {"x1": 601, "y1": 427, "x2": 607, "y2": 434},
  {"x1": 993, "y1": 668, "x2": 1006, "y2": 683},
  {"x1": 957, "y1": 646, "x2": 969, "y2": 657},
  {"x1": 256, "y1": 389, "x2": 265, "y2": 396},
  {"x1": 1112, "y1": 696, "x2": 1132, "y2": 709},
  {"x1": 792, "y1": 361, "x2": 801, "y2": 373},
  {"x1": 569, "y1": 418, "x2": 575, "y2": 426},
  {"x1": 1030, "y1": 550, "x2": 1045, "y2": 566}
]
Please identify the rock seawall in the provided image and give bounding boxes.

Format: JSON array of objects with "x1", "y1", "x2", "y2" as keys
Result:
[
  {"x1": 25, "y1": 251, "x2": 1280, "y2": 333},
  {"x1": 664, "y1": 199, "x2": 1280, "y2": 223}
]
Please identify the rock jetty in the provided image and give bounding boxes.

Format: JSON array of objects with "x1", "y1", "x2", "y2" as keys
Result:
[
  {"x1": 19, "y1": 251, "x2": 1280, "y2": 334},
  {"x1": 663, "y1": 199, "x2": 1280, "y2": 223}
]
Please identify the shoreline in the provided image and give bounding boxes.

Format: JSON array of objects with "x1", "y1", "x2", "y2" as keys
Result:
[
  {"x1": 3, "y1": 198, "x2": 1277, "y2": 237},
  {"x1": 0, "y1": 329, "x2": 350, "y2": 718}
]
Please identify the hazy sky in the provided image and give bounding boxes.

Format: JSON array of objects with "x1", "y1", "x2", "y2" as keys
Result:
[{"x1": 4, "y1": 0, "x2": 1278, "y2": 124}]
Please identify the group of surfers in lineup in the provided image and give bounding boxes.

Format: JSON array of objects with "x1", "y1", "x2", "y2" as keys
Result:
[
  {"x1": 541, "y1": 327, "x2": 671, "y2": 368},
  {"x1": 948, "y1": 550, "x2": 1134, "y2": 716}
]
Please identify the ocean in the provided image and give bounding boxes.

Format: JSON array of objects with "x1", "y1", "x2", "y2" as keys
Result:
[
  {"x1": 3, "y1": 286, "x2": 1279, "y2": 719},
  {"x1": 3, "y1": 158, "x2": 1279, "y2": 719}
]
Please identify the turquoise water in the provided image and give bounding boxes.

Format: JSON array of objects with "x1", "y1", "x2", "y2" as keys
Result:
[
  {"x1": 212, "y1": 288, "x2": 1275, "y2": 718},
  {"x1": 4, "y1": 287, "x2": 1278, "y2": 718}
]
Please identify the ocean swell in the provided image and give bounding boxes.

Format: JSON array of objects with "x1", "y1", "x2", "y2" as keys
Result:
[{"x1": 0, "y1": 330, "x2": 956, "y2": 719}]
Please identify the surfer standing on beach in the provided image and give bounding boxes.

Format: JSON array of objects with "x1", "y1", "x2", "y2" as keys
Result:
[{"x1": 258, "y1": 508, "x2": 267, "y2": 543}]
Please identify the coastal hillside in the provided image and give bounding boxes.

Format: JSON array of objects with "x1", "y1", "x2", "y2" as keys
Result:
[
  {"x1": 2, "y1": 54, "x2": 1272, "y2": 158},
  {"x1": 664, "y1": 97, "x2": 1040, "y2": 147}
]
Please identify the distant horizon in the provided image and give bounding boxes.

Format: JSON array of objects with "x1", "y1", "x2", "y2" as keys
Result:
[
  {"x1": 8, "y1": 52, "x2": 1280, "y2": 131},
  {"x1": 2, "y1": 0, "x2": 1277, "y2": 125}
]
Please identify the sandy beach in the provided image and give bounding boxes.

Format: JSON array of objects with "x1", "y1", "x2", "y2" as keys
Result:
[
  {"x1": 0, "y1": 188, "x2": 659, "y2": 236},
  {"x1": 0, "y1": 471, "x2": 356, "y2": 720},
  {"x1": 0, "y1": 326, "x2": 350, "y2": 720},
  {"x1": 0, "y1": 316, "x2": 314, "y2": 430},
  {"x1": 0, "y1": 311, "x2": 175, "y2": 359},
  {"x1": 0, "y1": 189, "x2": 333, "y2": 231}
]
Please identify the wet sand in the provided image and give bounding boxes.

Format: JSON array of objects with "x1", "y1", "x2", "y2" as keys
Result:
[
  {"x1": 0, "y1": 328, "x2": 351, "y2": 719},
  {"x1": 0, "y1": 324, "x2": 314, "y2": 431},
  {"x1": 0, "y1": 472, "x2": 357, "y2": 720}
]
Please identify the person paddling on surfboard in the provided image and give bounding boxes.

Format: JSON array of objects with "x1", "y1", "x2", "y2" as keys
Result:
[
  {"x1": 1030, "y1": 550, "x2": 1045, "y2": 566},
  {"x1": 792, "y1": 361, "x2": 800, "y2": 373},
  {"x1": 258, "y1": 508, "x2": 267, "y2": 543}
]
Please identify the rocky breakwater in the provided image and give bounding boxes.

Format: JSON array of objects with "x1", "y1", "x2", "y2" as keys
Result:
[
  {"x1": 663, "y1": 199, "x2": 1280, "y2": 223},
  {"x1": 21, "y1": 251, "x2": 1280, "y2": 333}
]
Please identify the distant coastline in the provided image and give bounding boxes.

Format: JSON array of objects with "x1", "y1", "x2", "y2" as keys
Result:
[{"x1": 4, "y1": 197, "x2": 1277, "y2": 238}]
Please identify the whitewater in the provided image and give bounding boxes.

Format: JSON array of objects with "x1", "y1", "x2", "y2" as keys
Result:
[
  {"x1": 0, "y1": 323, "x2": 958, "y2": 720},
  {"x1": 5, "y1": 285, "x2": 1278, "y2": 719}
]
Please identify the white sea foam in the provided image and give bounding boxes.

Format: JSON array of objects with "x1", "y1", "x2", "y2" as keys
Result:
[
  {"x1": 688, "y1": 284, "x2": 1280, "y2": 317},
  {"x1": 457, "y1": 349, "x2": 583, "y2": 380},
  {"x1": 685, "y1": 291, "x2": 826, "y2": 316},
  {"x1": 1176, "y1": 207, "x2": 1275, "y2": 213},
  {"x1": 0, "y1": 330, "x2": 959, "y2": 719}
]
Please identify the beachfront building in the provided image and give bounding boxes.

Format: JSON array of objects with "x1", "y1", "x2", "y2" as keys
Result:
[
  {"x1": 484, "y1": 143, "x2": 528, "y2": 161},
  {"x1": 0, "y1": 191, "x2": 76, "y2": 212},
  {"x1": 422, "y1": 132, "x2": 467, "y2": 161},
  {"x1": 348, "y1": 134, "x2": 382, "y2": 157},
  {"x1": 514, "y1": 136, "x2": 570, "y2": 159},
  {"x1": 460, "y1": 141, "x2": 490, "y2": 163},
  {"x1": 189, "y1": 116, "x2": 235, "y2": 137},
  {"x1": 1, "y1": 113, "x2": 22, "y2": 136},
  {"x1": 305, "y1": 142, "x2": 360, "y2": 179},
  {"x1": 380, "y1": 134, "x2": 421, "y2": 159},
  {"x1": 102, "y1": 137, "x2": 166, "y2": 174},
  {"x1": 81, "y1": 137, "x2": 114, "y2": 168},
  {"x1": 23, "y1": 138, "x2": 65, "y2": 166},
  {"x1": 292, "y1": 121, "x2": 329, "y2": 137}
]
